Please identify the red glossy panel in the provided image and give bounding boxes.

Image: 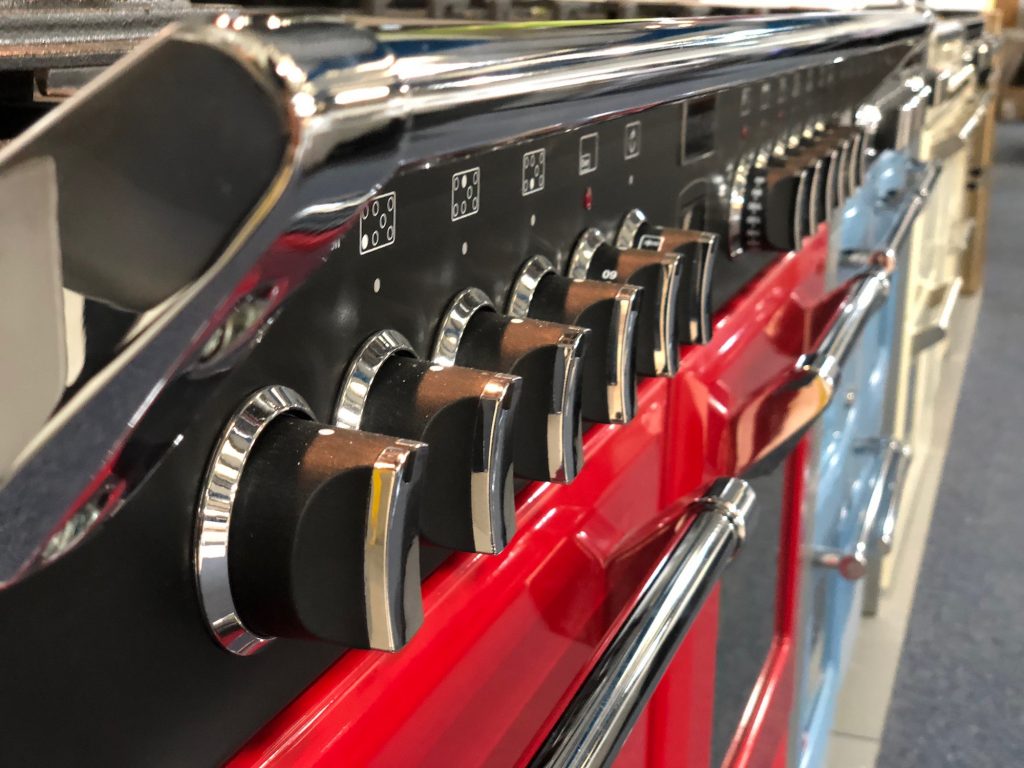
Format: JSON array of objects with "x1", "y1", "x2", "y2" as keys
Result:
[
  {"x1": 722, "y1": 434, "x2": 809, "y2": 768},
  {"x1": 662, "y1": 230, "x2": 829, "y2": 503},
  {"x1": 232, "y1": 380, "x2": 673, "y2": 768},
  {"x1": 645, "y1": 587, "x2": 720, "y2": 768}
]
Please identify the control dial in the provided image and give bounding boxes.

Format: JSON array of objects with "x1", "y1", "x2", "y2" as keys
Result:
[
  {"x1": 508, "y1": 256, "x2": 641, "y2": 425},
  {"x1": 336, "y1": 330, "x2": 522, "y2": 555},
  {"x1": 615, "y1": 209, "x2": 717, "y2": 345},
  {"x1": 730, "y1": 147, "x2": 813, "y2": 255},
  {"x1": 569, "y1": 228, "x2": 681, "y2": 377},
  {"x1": 195, "y1": 386, "x2": 428, "y2": 654},
  {"x1": 432, "y1": 288, "x2": 589, "y2": 483}
]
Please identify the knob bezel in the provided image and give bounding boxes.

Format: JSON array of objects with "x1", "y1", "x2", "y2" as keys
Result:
[{"x1": 194, "y1": 385, "x2": 313, "y2": 656}]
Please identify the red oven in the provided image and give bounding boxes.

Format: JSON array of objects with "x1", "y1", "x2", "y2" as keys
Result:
[{"x1": 232, "y1": 231, "x2": 830, "y2": 767}]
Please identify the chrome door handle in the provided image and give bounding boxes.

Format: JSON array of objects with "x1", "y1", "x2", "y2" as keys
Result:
[
  {"x1": 931, "y1": 95, "x2": 990, "y2": 161},
  {"x1": 529, "y1": 478, "x2": 757, "y2": 768},
  {"x1": 814, "y1": 439, "x2": 910, "y2": 580},
  {"x1": 913, "y1": 276, "x2": 962, "y2": 354},
  {"x1": 732, "y1": 268, "x2": 890, "y2": 475}
]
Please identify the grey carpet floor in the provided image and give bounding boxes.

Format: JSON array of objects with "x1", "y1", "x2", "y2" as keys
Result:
[{"x1": 877, "y1": 124, "x2": 1024, "y2": 766}]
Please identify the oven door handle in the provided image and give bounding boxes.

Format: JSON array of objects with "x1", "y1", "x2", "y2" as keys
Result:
[
  {"x1": 913, "y1": 276, "x2": 962, "y2": 354},
  {"x1": 528, "y1": 478, "x2": 757, "y2": 768},
  {"x1": 733, "y1": 267, "x2": 891, "y2": 475},
  {"x1": 736, "y1": 162, "x2": 938, "y2": 476},
  {"x1": 931, "y1": 95, "x2": 990, "y2": 161},
  {"x1": 814, "y1": 439, "x2": 911, "y2": 580}
]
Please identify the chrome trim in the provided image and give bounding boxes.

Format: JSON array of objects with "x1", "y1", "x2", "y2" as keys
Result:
[
  {"x1": 880, "y1": 442, "x2": 913, "y2": 554},
  {"x1": 932, "y1": 95, "x2": 991, "y2": 161},
  {"x1": 530, "y1": 477, "x2": 756, "y2": 768},
  {"x1": 848, "y1": 130, "x2": 863, "y2": 194},
  {"x1": 569, "y1": 228, "x2": 680, "y2": 377},
  {"x1": 548, "y1": 328, "x2": 588, "y2": 482},
  {"x1": 507, "y1": 256, "x2": 557, "y2": 320},
  {"x1": 472, "y1": 377, "x2": 519, "y2": 554},
  {"x1": 363, "y1": 438, "x2": 428, "y2": 652},
  {"x1": 728, "y1": 152, "x2": 753, "y2": 258},
  {"x1": 194, "y1": 385, "x2": 313, "y2": 657},
  {"x1": 608, "y1": 285, "x2": 641, "y2": 423},
  {"x1": 0, "y1": 9, "x2": 931, "y2": 585},
  {"x1": 814, "y1": 439, "x2": 910, "y2": 580},
  {"x1": 433, "y1": 288, "x2": 587, "y2": 484},
  {"x1": 649, "y1": 254, "x2": 681, "y2": 376},
  {"x1": 567, "y1": 227, "x2": 608, "y2": 279},
  {"x1": 798, "y1": 269, "x2": 890, "y2": 393},
  {"x1": 913, "y1": 276, "x2": 962, "y2": 354},
  {"x1": 808, "y1": 156, "x2": 826, "y2": 230},
  {"x1": 431, "y1": 287, "x2": 493, "y2": 368},
  {"x1": 794, "y1": 166, "x2": 811, "y2": 242},
  {"x1": 334, "y1": 329, "x2": 415, "y2": 431},
  {"x1": 615, "y1": 209, "x2": 646, "y2": 251}
]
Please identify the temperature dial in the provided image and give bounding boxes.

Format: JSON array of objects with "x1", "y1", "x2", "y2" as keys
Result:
[
  {"x1": 508, "y1": 256, "x2": 641, "y2": 425},
  {"x1": 195, "y1": 386, "x2": 428, "y2": 654},
  {"x1": 336, "y1": 330, "x2": 522, "y2": 555},
  {"x1": 568, "y1": 228, "x2": 681, "y2": 377},
  {"x1": 432, "y1": 288, "x2": 589, "y2": 483}
]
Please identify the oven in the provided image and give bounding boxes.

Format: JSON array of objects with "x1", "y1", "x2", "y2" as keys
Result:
[{"x1": 0, "y1": 10, "x2": 931, "y2": 768}]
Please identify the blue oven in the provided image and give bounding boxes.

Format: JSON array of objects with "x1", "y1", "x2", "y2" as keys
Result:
[{"x1": 793, "y1": 149, "x2": 932, "y2": 767}]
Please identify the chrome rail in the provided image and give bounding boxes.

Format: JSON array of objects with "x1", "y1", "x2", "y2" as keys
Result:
[
  {"x1": 912, "y1": 276, "x2": 962, "y2": 354},
  {"x1": 529, "y1": 477, "x2": 756, "y2": 768},
  {"x1": 814, "y1": 439, "x2": 910, "y2": 580},
  {"x1": 0, "y1": 10, "x2": 929, "y2": 586}
]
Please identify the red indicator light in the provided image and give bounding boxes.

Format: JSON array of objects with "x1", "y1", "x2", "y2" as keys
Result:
[{"x1": 583, "y1": 187, "x2": 593, "y2": 211}]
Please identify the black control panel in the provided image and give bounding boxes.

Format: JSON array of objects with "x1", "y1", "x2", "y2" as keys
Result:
[{"x1": 0, "y1": 40, "x2": 909, "y2": 767}]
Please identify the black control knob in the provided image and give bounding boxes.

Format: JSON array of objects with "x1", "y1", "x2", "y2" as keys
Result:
[
  {"x1": 432, "y1": 288, "x2": 589, "y2": 483},
  {"x1": 569, "y1": 228, "x2": 681, "y2": 377},
  {"x1": 335, "y1": 330, "x2": 522, "y2": 555},
  {"x1": 731, "y1": 147, "x2": 818, "y2": 256},
  {"x1": 616, "y1": 209, "x2": 717, "y2": 345},
  {"x1": 508, "y1": 256, "x2": 641, "y2": 425},
  {"x1": 194, "y1": 386, "x2": 428, "y2": 653}
]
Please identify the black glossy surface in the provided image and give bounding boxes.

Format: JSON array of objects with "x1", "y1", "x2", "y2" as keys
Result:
[{"x1": 0, "y1": 21, "x2": 918, "y2": 765}]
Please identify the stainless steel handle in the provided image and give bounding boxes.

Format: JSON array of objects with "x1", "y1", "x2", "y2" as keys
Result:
[
  {"x1": 529, "y1": 477, "x2": 757, "y2": 768},
  {"x1": 932, "y1": 96, "x2": 991, "y2": 161},
  {"x1": 730, "y1": 268, "x2": 891, "y2": 475},
  {"x1": 814, "y1": 439, "x2": 910, "y2": 580},
  {"x1": 797, "y1": 268, "x2": 891, "y2": 393},
  {"x1": 840, "y1": 161, "x2": 939, "y2": 271},
  {"x1": 913, "y1": 276, "x2": 962, "y2": 354},
  {"x1": 879, "y1": 442, "x2": 912, "y2": 554}
]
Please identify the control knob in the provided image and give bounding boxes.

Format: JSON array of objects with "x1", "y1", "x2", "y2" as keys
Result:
[
  {"x1": 730, "y1": 147, "x2": 814, "y2": 255},
  {"x1": 508, "y1": 256, "x2": 641, "y2": 425},
  {"x1": 195, "y1": 386, "x2": 428, "y2": 654},
  {"x1": 432, "y1": 288, "x2": 589, "y2": 483},
  {"x1": 569, "y1": 228, "x2": 681, "y2": 377},
  {"x1": 335, "y1": 330, "x2": 522, "y2": 555},
  {"x1": 615, "y1": 209, "x2": 717, "y2": 345}
]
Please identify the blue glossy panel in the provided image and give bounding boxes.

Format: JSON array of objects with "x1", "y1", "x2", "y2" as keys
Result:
[{"x1": 797, "y1": 151, "x2": 925, "y2": 767}]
